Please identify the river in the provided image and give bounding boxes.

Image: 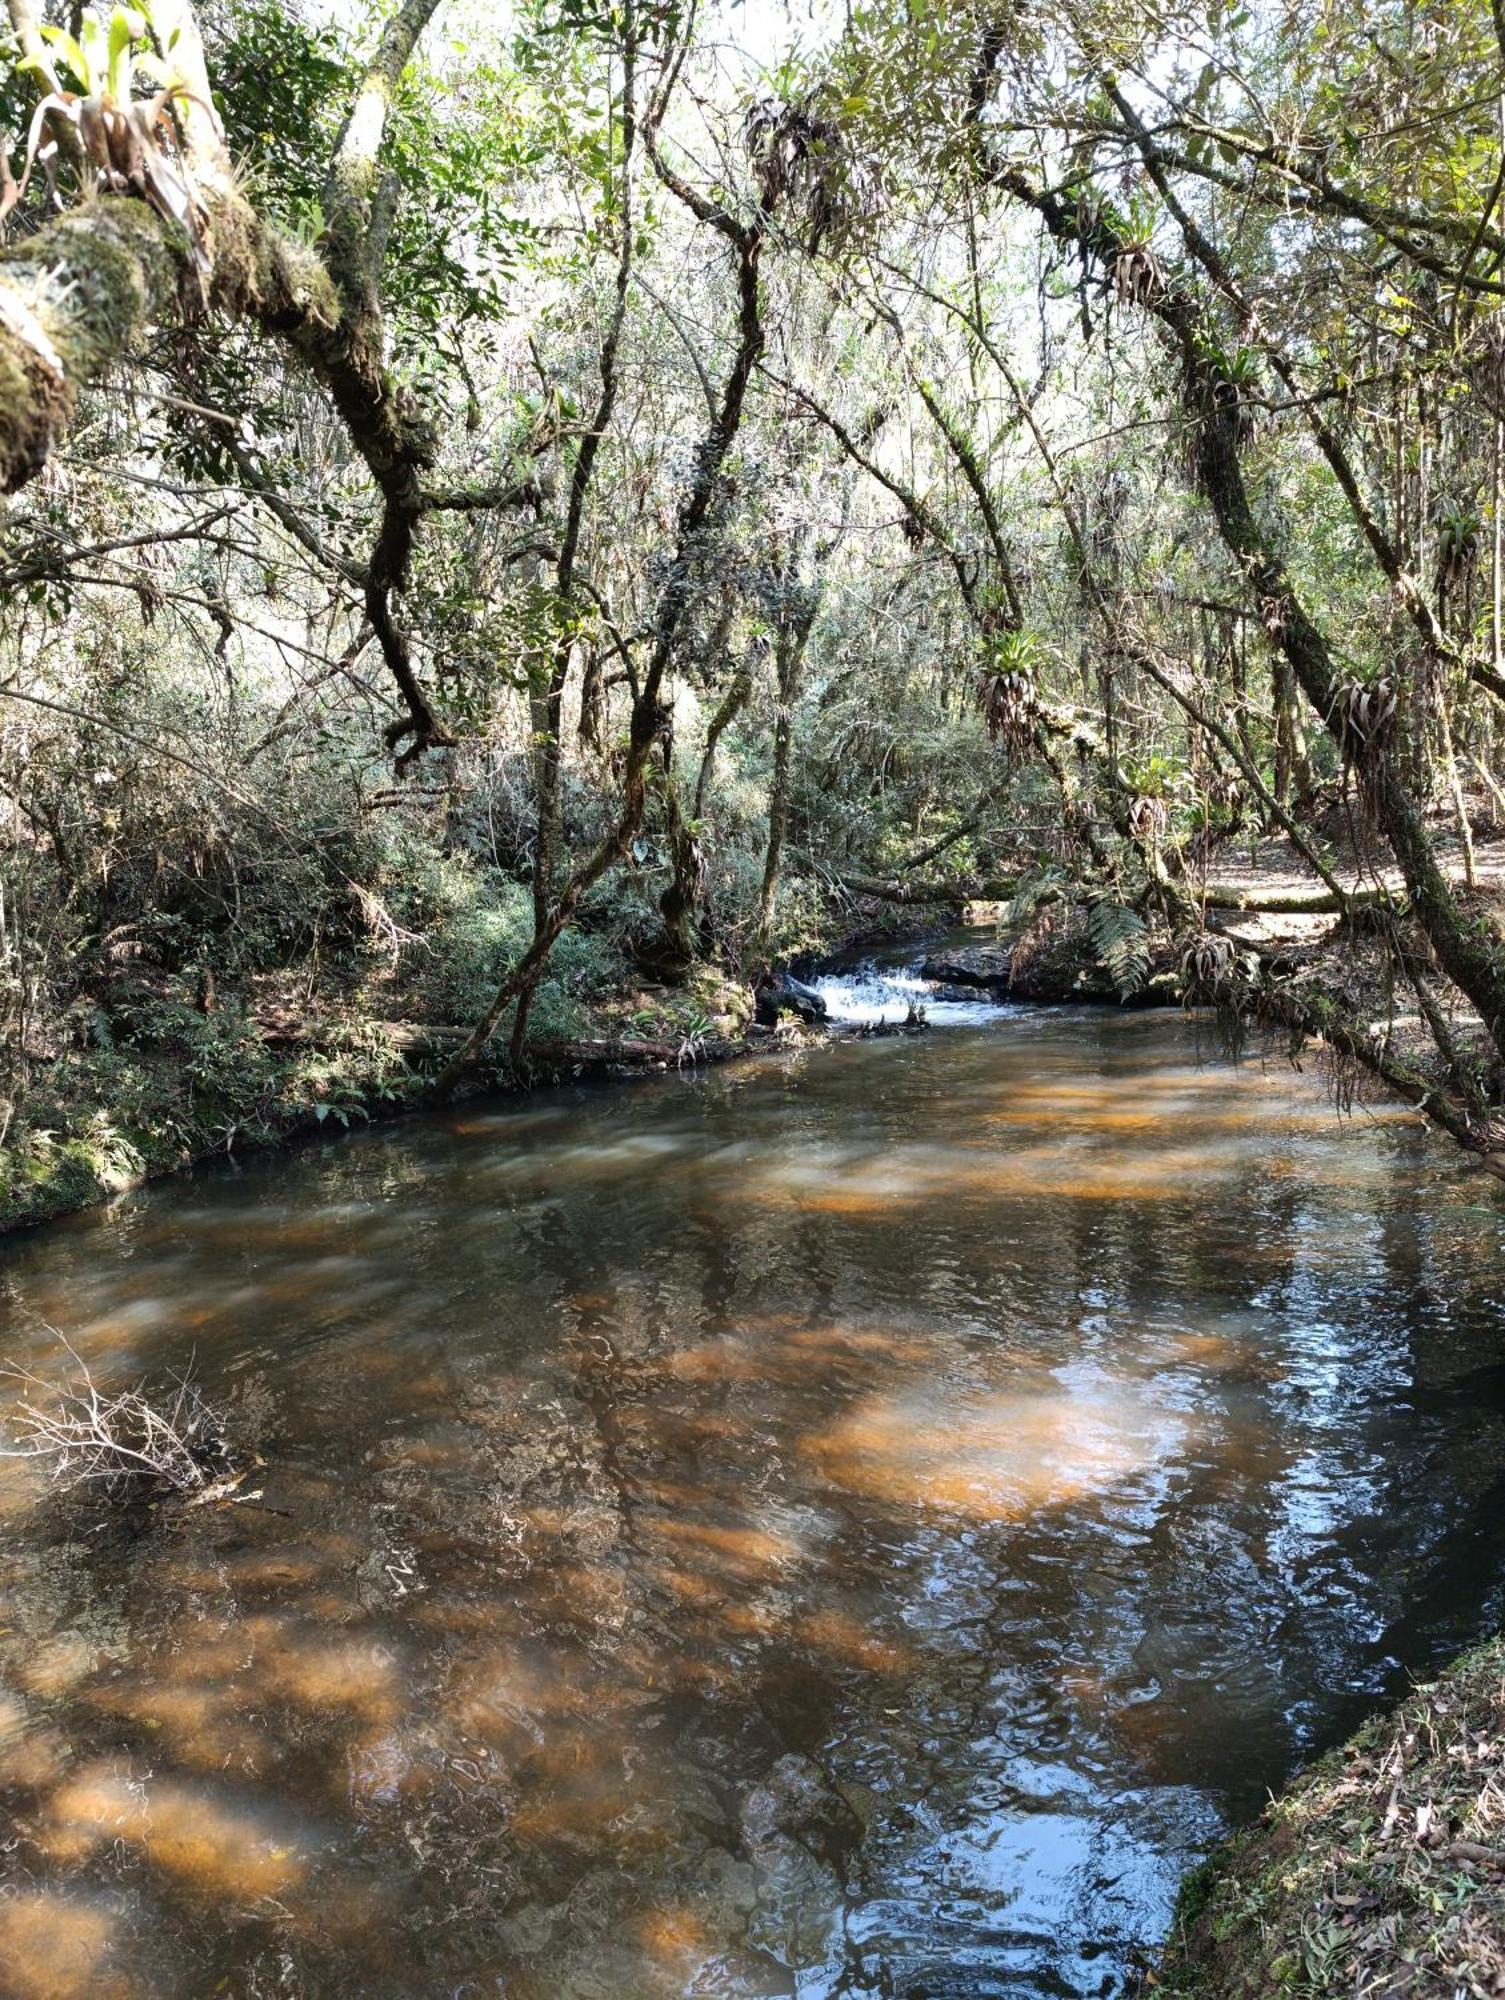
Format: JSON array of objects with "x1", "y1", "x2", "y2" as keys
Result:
[{"x1": 1, "y1": 980, "x2": 1503, "y2": 1997}]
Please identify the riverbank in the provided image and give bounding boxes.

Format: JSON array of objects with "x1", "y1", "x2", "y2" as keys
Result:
[
  {"x1": 0, "y1": 911, "x2": 941, "y2": 1232},
  {"x1": 9, "y1": 830, "x2": 1505, "y2": 1232},
  {"x1": 1154, "y1": 1636, "x2": 1505, "y2": 1997},
  {"x1": 0, "y1": 959, "x2": 770, "y2": 1232}
]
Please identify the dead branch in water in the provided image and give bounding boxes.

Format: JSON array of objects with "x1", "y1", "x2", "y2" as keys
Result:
[{"x1": 0, "y1": 1334, "x2": 233, "y2": 1503}]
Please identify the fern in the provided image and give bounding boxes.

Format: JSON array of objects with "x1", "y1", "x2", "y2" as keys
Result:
[{"x1": 1087, "y1": 896, "x2": 1151, "y2": 999}]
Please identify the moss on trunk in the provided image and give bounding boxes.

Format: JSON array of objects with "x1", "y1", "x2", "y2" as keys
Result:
[
  {"x1": 0, "y1": 199, "x2": 188, "y2": 489},
  {"x1": 0, "y1": 189, "x2": 341, "y2": 494}
]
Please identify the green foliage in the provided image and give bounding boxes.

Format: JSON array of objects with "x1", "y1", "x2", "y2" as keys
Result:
[
  {"x1": 1006, "y1": 868, "x2": 1071, "y2": 931},
  {"x1": 207, "y1": 0, "x2": 348, "y2": 217},
  {"x1": 406, "y1": 866, "x2": 629, "y2": 1052},
  {"x1": 30, "y1": 7, "x2": 152, "y2": 102},
  {"x1": 984, "y1": 628, "x2": 1043, "y2": 677},
  {"x1": 1086, "y1": 896, "x2": 1151, "y2": 999},
  {"x1": 384, "y1": 59, "x2": 541, "y2": 354},
  {"x1": 1120, "y1": 751, "x2": 1184, "y2": 802}
]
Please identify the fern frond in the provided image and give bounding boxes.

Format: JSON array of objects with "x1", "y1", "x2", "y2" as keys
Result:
[{"x1": 1087, "y1": 896, "x2": 1151, "y2": 999}]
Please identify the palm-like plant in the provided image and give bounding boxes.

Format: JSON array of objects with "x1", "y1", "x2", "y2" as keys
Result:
[
  {"x1": 5, "y1": 4, "x2": 213, "y2": 269},
  {"x1": 975, "y1": 629, "x2": 1041, "y2": 752}
]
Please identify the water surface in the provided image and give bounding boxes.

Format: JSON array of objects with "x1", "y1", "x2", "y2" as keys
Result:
[{"x1": 2, "y1": 1004, "x2": 1503, "y2": 1998}]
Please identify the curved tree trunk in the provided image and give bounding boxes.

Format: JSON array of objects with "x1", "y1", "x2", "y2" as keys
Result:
[{"x1": 984, "y1": 150, "x2": 1505, "y2": 1066}]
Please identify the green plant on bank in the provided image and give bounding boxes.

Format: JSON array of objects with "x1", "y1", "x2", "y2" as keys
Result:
[
  {"x1": 0, "y1": 1004, "x2": 422, "y2": 1226},
  {"x1": 676, "y1": 1009, "x2": 713, "y2": 1066}
]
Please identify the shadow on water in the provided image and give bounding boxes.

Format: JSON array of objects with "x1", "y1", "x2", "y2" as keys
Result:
[{"x1": 0, "y1": 1011, "x2": 1503, "y2": 1997}]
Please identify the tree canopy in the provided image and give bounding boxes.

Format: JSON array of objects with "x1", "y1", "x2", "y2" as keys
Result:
[{"x1": 3, "y1": 0, "x2": 1505, "y2": 1213}]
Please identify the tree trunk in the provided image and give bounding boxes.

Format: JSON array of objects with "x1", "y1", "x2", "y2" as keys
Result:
[
  {"x1": 987, "y1": 154, "x2": 1505, "y2": 1063},
  {"x1": 756, "y1": 578, "x2": 826, "y2": 955}
]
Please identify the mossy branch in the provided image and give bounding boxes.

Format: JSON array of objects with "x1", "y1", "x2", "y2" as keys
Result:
[{"x1": 0, "y1": 191, "x2": 337, "y2": 494}]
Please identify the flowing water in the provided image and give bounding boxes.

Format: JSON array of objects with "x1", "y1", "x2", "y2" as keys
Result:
[
  {"x1": 810, "y1": 957, "x2": 1004, "y2": 1028},
  {"x1": 2, "y1": 987, "x2": 1505, "y2": 1999}
]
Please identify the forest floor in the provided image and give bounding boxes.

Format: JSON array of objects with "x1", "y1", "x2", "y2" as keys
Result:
[{"x1": 1153, "y1": 1635, "x2": 1505, "y2": 1998}]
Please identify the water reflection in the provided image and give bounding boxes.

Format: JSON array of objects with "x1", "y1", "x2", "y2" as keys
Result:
[{"x1": 0, "y1": 1011, "x2": 1502, "y2": 1997}]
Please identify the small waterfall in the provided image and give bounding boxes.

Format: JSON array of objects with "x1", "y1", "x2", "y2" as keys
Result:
[{"x1": 812, "y1": 957, "x2": 1006, "y2": 1027}]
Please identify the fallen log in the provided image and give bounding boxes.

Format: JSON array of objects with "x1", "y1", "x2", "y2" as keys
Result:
[
  {"x1": 1201, "y1": 884, "x2": 1401, "y2": 915},
  {"x1": 516, "y1": 1035, "x2": 745, "y2": 1071},
  {"x1": 1186, "y1": 945, "x2": 1505, "y2": 1169},
  {"x1": 832, "y1": 868, "x2": 1400, "y2": 917},
  {"x1": 376, "y1": 1022, "x2": 467, "y2": 1052},
  {"x1": 257, "y1": 1014, "x2": 748, "y2": 1071},
  {"x1": 827, "y1": 870, "x2": 1020, "y2": 906}
]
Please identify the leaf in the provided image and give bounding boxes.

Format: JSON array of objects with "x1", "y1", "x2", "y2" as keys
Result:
[
  {"x1": 78, "y1": 10, "x2": 108, "y2": 93},
  {"x1": 39, "y1": 25, "x2": 91, "y2": 92},
  {"x1": 107, "y1": 7, "x2": 149, "y2": 103},
  {"x1": 1087, "y1": 897, "x2": 1151, "y2": 1000}
]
